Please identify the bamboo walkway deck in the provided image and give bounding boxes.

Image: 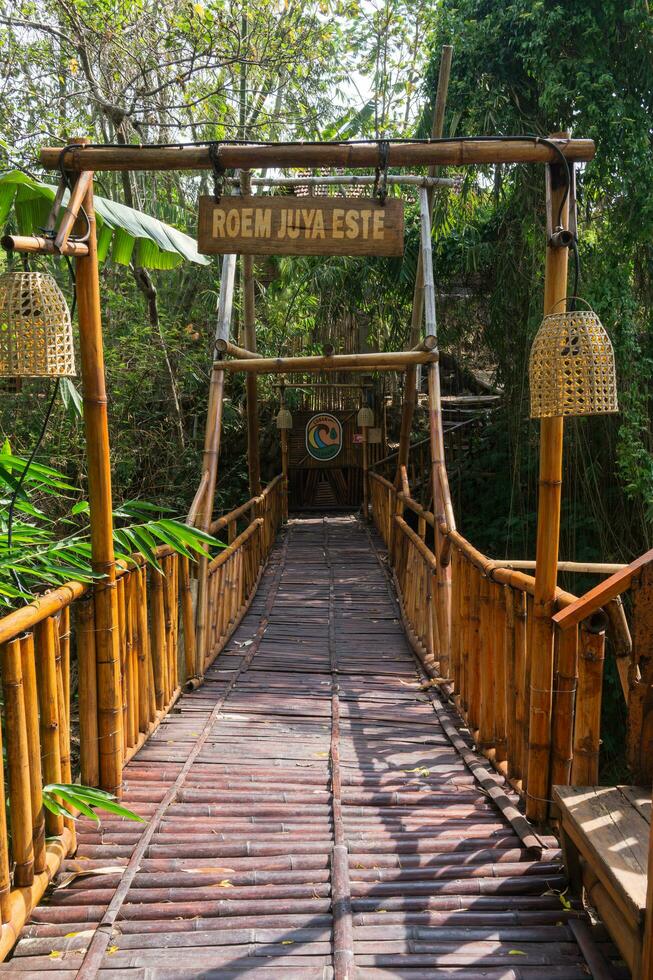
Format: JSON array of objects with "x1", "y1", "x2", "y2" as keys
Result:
[{"x1": 2, "y1": 516, "x2": 620, "y2": 978}]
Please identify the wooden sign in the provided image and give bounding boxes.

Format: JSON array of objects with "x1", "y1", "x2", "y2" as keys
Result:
[{"x1": 197, "y1": 195, "x2": 404, "y2": 256}]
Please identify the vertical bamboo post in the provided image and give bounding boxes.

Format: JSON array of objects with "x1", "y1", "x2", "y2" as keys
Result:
[
  {"x1": 34, "y1": 618, "x2": 63, "y2": 836},
  {"x1": 54, "y1": 622, "x2": 75, "y2": 843},
  {"x1": 526, "y1": 146, "x2": 570, "y2": 822},
  {"x1": 427, "y1": 361, "x2": 452, "y2": 657},
  {"x1": 0, "y1": 716, "x2": 11, "y2": 923},
  {"x1": 195, "y1": 366, "x2": 225, "y2": 673},
  {"x1": 280, "y1": 427, "x2": 289, "y2": 523},
  {"x1": 20, "y1": 633, "x2": 46, "y2": 874},
  {"x1": 241, "y1": 170, "x2": 261, "y2": 497},
  {"x1": 513, "y1": 590, "x2": 528, "y2": 783},
  {"x1": 76, "y1": 597, "x2": 100, "y2": 786},
  {"x1": 361, "y1": 423, "x2": 369, "y2": 521},
  {"x1": 1, "y1": 638, "x2": 34, "y2": 887},
  {"x1": 571, "y1": 625, "x2": 605, "y2": 785},
  {"x1": 150, "y1": 570, "x2": 167, "y2": 711},
  {"x1": 75, "y1": 163, "x2": 123, "y2": 795},
  {"x1": 180, "y1": 555, "x2": 196, "y2": 683},
  {"x1": 551, "y1": 624, "x2": 579, "y2": 787},
  {"x1": 395, "y1": 45, "x2": 453, "y2": 480}
]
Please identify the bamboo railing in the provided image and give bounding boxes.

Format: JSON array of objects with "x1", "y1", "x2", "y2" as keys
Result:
[
  {"x1": 369, "y1": 469, "x2": 611, "y2": 814},
  {"x1": 0, "y1": 475, "x2": 284, "y2": 959}
]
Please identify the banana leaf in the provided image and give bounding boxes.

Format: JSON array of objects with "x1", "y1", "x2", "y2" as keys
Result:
[{"x1": 0, "y1": 171, "x2": 209, "y2": 270}]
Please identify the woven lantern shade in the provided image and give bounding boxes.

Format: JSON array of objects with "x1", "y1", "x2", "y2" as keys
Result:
[
  {"x1": 0, "y1": 272, "x2": 75, "y2": 378},
  {"x1": 276, "y1": 406, "x2": 293, "y2": 430},
  {"x1": 529, "y1": 304, "x2": 618, "y2": 419},
  {"x1": 357, "y1": 405, "x2": 374, "y2": 428}
]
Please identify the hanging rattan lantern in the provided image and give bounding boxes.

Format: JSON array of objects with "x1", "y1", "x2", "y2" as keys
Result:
[
  {"x1": 529, "y1": 301, "x2": 618, "y2": 419},
  {"x1": 0, "y1": 272, "x2": 76, "y2": 378},
  {"x1": 357, "y1": 405, "x2": 374, "y2": 428},
  {"x1": 276, "y1": 406, "x2": 293, "y2": 430}
]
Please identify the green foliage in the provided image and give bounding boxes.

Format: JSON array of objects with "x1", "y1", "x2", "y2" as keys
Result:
[
  {"x1": 422, "y1": 0, "x2": 653, "y2": 778},
  {"x1": 43, "y1": 784, "x2": 144, "y2": 823},
  {"x1": 0, "y1": 442, "x2": 220, "y2": 609}
]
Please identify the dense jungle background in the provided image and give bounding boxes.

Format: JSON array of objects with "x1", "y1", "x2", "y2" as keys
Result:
[{"x1": 0, "y1": 0, "x2": 651, "y2": 774}]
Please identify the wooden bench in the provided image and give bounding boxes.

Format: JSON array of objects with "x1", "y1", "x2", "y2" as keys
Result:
[{"x1": 554, "y1": 785, "x2": 651, "y2": 977}]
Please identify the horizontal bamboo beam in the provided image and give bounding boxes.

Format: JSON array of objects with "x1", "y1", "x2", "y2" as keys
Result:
[
  {"x1": 233, "y1": 174, "x2": 457, "y2": 188},
  {"x1": 412, "y1": 335, "x2": 438, "y2": 352},
  {"x1": 0, "y1": 583, "x2": 87, "y2": 644},
  {"x1": 1, "y1": 234, "x2": 89, "y2": 257},
  {"x1": 40, "y1": 138, "x2": 595, "y2": 173},
  {"x1": 217, "y1": 340, "x2": 258, "y2": 359},
  {"x1": 273, "y1": 382, "x2": 372, "y2": 389},
  {"x1": 216, "y1": 350, "x2": 437, "y2": 375},
  {"x1": 494, "y1": 559, "x2": 626, "y2": 575},
  {"x1": 553, "y1": 547, "x2": 653, "y2": 631}
]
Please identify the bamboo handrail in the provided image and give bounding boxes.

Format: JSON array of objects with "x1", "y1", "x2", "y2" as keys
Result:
[
  {"x1": 553, "y1": 548, "x2": 653, "y2": 631},
  {"x1": 41, "y1": 137, "x2": 596, "y2": 173},
  {"x1": 1, "y1": 235, "x2": 90, "y2": 257}
]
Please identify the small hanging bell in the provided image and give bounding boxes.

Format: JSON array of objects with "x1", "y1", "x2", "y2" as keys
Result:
[
  {"x1": 357, "y1": 405, "x2": 374, "y2": 428},
  {"x1": 276, "y1": 406, "x2": 293, "y2": 430}
]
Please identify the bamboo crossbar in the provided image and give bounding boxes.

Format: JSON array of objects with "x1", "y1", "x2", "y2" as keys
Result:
[
  {"x1": 1, "y1": 234, "x2": 90, "y2": 257},
  {"x1": 217, "y1": 350, "x2": 437, "y2": 374},
  {"x1": 553, "y1": 547, "x2": 653, "y2": 631},
  {"x1": 41, "y1": 137, "x2": 595, "y2": 173}
]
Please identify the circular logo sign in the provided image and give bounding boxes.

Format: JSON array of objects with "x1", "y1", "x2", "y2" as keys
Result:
[{"x1": 306, "y1": 413, "x2": 342, "y2": 462}]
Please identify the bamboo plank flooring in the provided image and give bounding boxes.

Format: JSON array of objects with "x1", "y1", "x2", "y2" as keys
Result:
[{"x1": 3, "y1": 516, "x2": 620, "y2": 978}]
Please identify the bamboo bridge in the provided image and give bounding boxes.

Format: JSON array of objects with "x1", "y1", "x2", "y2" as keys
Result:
[{"x1": 0, "y1": 131, "x2": 650, "y2": 978}]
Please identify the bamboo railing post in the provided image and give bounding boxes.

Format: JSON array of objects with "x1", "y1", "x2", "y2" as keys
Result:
[
  {"x1": 1, "y1": 638, "x2": 34, "y2": 887},
  {"x1": 75, "y1": 159, "x2": 123, "y2": 795},
  {"x1": 241, "y1": 171, "x2": 261, "y2": 497},
  {"x1": 427, "y1": 361, "x2": 452, "y2": 657},
  {"x1": 551, "y1": 624, "x2": 579, "y2": 787},
  {"x1": 395, "y1": 44, "x2": 452, "y2": 481},
  {"x1": 76, "y1": 597, "x2": 100, "y2": 785},
  {"x1": 180, "y1": 556, "x2": 196, "y2": 684},
  {"x1": 150, "y1": 570, "x2": 166, "y2": 711},
  {"x1": 361, "y1": 423, "x2": 369, "y2": 521},
  {"x1": 195, "y1": 365, "x2": 225, "y2": 673},
  {"x1": 526, "y1": 144, "x2": 570, "y2": 822},
  {"x1": 280, "y1": 427, "x2": 289, "y2": 522},
  {"x1": 513, "y1": 590, "x2": 528, "y2": 784},
  {"x1": 20, "y1": 633, "x2": 46, "y2": 874},
  {"x1": 0, "y1": 716, "x2": 11, "y2": 923},
  {"x1": 34, "y1": 619, "x2": 63, "y2": 836},
  {"x1": 571, "y1": 625, "x2": 605, "y2": 785}
]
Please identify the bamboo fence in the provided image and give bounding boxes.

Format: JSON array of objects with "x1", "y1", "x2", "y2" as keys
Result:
[
  {"x1": 368, "y1": 469, "x2": 610, "y2": 811},
  {"x1": 0, "y1": 475, "x2": 283, "y2": 959}
]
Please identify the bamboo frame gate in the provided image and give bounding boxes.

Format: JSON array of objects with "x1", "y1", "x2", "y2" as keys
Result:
[{"x1": 5, "y1": 132, "x2": 652, "y2": 971}]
